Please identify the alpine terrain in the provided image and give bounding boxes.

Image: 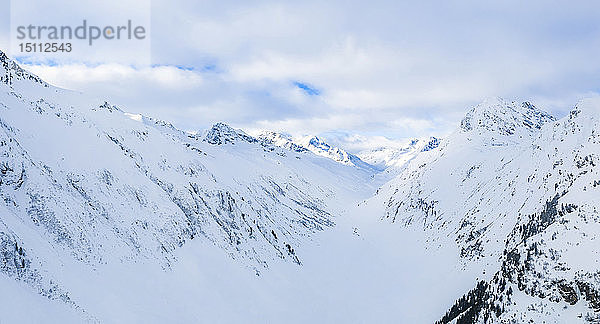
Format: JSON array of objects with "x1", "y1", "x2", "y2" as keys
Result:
[{"x1": 1, "y1": 49, "x2": 600, "y2": 323}]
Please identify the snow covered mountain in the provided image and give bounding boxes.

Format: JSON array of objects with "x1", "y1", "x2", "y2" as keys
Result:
[
  {"x1": 0, "y1": 50, "x2": 376, "y2": 322},
  {"x1": 255, "y1": 129, "x2": 441, "y2": 174},
  {"x1": 297, "y1": 135, "x2": 364, "y2": 166},
  {"x1": 203, "y1": 122, "x2": 261, "y2": 146},
  {"x1": 3, "y1": 48, "x2": 600, "y2": 324},
  {"x1": 255, "y1": 130, "x2": 380, "y2": 172},
  {"x1": 368, "y1": 96, "x2": 600, "y2": 322},
  {"x1": 357, "y1": 136, "x2": 441, "y2": 172},
  {"x1": 255, "y1": 130, "x2": 309, "y2": 153}
]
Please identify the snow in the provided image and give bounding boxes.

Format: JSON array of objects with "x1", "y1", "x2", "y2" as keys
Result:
[
  {"x1": 2, "y1": 50, "x2": 600, "y2": 323},
  {"x1": 0, "y1": 276, "x2": 84, "y2": 323}
]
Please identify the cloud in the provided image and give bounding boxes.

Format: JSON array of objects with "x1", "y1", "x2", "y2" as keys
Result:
[
  {"x1": 25, "y1": 63, "x2": 203, "y2": 89},
  {"x1": 3, "y1": 0, "x2": 600, "y2": 150},
  {"x1": 312, "y1": 132, "x2": 417, "y2": 154}
]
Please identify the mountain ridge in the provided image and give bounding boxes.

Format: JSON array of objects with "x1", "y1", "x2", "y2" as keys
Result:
[
  {"x1": 460, "y1": 97, "x2": 555, "y2": 136},
  {"x1": 2, "y1": 49, "x2": 600, "y2": 323},
  {"x1": 372, "y1": 95, "x2": 600, "y2": 323},
  {"x1": 0, "y1": 50, "x2": 379, "y2": 321}
]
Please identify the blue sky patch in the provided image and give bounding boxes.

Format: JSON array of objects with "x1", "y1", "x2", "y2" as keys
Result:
[
  {"x1": 293, "y1": 81, "x2": 320, "y2": 96},
  {"x1": 16, "y1": 56, "x2": 59, "y2": 67}
]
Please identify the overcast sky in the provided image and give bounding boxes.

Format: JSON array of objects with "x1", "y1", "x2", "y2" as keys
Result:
[{"x1": 2, "y1": 0, "x2": 600, "y2": 151}]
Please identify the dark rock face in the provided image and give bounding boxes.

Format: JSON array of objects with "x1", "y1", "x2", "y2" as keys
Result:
[
  {"x1": 256, "y1": 131, "x2": 309, "y2": 153},
  {"x1": 204, "y1": 122, "x2": 258, "y2": 145},
  {"x1": 0, "y1": 232, "x2": 72, "y2": 304},
  {"x1": 437, "y1": 281, "x2": 497, "y2": 324},
  {"x1": 557, "y1": 280, "x2": 579, "y2": 305},
  {"x1": 576, "y1": 275, "x2": 600, "y2": 312},
  {"x1": 421, "y1": 137, "x2": 440, "y2": 152},
  {"x1": 0, "y1": 233, "x2": 29, "y2": 276},
  {"x1": 0, "y1": 50, "x2": 48, "y2": 87}
]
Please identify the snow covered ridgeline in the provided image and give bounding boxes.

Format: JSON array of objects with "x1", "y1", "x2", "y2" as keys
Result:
[
  {"x1": 377, "y1": 97, "x2": 600, "y2": 322},
  {"x1": 202, "y1": 122, "x2": 386, "y2": 172},
  {"x1": 0, "y1": 51, "x2": 49, "y2": 87},
  {"x1": 3, "y1": 47, "x2": 600, "y2": 323},
  {"x1": 0, "y1": 50, "x2": 383, "y2": 319},
  {"x1": 356, "y1": 136, "x2": 441, "y2": 171},
  {"x1": 205, "y1": 123, "x2": 444, "y2": 174},
  {"x1": 460, "y1": 98, "x2": 555, "y2": 135}
]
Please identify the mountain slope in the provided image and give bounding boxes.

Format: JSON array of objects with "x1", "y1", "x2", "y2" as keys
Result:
[
  {"x1": 371, "y1": 97, "x2": 600, "y2": 322},
  {"x1": 0, "y1": 51, "x2": 375, "y2": 321},
  {"x1": 3, "y1": 49, "x2": 600, "y2": 323}
]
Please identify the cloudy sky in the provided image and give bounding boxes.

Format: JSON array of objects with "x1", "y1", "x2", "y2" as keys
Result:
[{"x1": 2, "y1": 0, "x2": 600, "y2": 151}]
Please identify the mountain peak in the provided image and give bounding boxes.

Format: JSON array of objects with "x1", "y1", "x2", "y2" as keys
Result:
[
  {"x1": 560, "y1": 97, "x2": 600, "y2": 136},
  {"x1": 306, "y1": 136, "x2": 333, "y2": 151},
  {"x1": 299, "y1": 136, "x2": 349, "y2": 162},
  {"x1": 570, "y1": 97, "x2": 600, "y2": 119},
  {"x1": 357, "y1": 136, "x2": 441, "y2": 171},
  {"x1": 0, "y1": 50, "x2": 48, "y2": 87},
  {"x1": 0, "y1": 49, "x2": 9, "y2": 63},
  {"x1": 204, "y1": 122, "x2": 258, "y2": 145},
  {"x1": 297, "y1": 135, "x2": 378, "y2": 171},
  {"x1": 256, "y1": 131, "x2": 308, "y2": 153},
  {"x1": 460, "y1": 97, "x2": 555, "y2": 135}
]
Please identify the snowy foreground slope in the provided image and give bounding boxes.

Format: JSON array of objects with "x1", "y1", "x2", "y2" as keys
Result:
[{"x1": 2, "y1": 48, "x2": 600, "y2": 323}]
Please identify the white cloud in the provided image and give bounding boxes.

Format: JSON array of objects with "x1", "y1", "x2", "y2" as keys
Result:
[
  {"x1": 3, "y1": 0, "x2": 600, "y2": 150},
  {"x1": 25, "y1": 64, "x2": 203, "y2": 90}
]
